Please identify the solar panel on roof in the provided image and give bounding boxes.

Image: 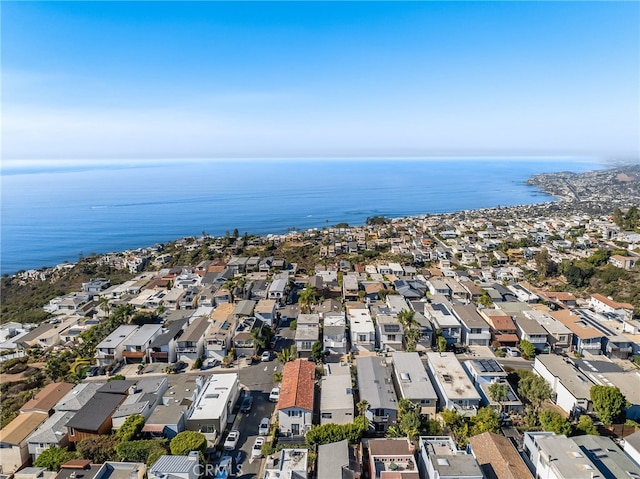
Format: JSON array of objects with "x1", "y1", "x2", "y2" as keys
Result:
[{"x1": 385, "y1": 324, "x2": 401, "y2": 332}]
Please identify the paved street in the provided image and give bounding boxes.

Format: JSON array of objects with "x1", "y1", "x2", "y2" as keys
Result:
[{"x1": 215, "y1": 356, "x2": 282, "y2": 478}]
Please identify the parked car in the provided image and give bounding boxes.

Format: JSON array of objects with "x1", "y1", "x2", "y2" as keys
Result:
[
  {"x1": 251, "y1": 437, "x2": 265, "y2": 459},
  {"x1": 258, "y1": 417, "x2": 270, "y2": 436},
  {"x1": 240, "y1": 394, "x2": 253, "y2": 413},
  {"x1": 86, "y1": 366, "x2": 99, "y2": 377},
  {"x1": 261, "y1": 351, "x2": 271, "y2": 362},
  {"x1": 223, "y1": 430, "x2": 240, "y2": 451},
  {"x1": 269, "y1": 387, "x2": 280, "y2": 402},
  {"x1": 506, "y1": 347, "x2": 520, "y2": 357},
  {"x1": 168, "y1": 361, "x2": 187, "y2": 373}
]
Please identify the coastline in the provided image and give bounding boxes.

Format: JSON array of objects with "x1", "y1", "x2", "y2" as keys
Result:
[{"x1": 2, "y1": 160, "x2": 636, "y2": 276}]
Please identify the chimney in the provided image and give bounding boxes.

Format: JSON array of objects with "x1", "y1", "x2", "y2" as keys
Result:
[{"x1": 188, "y1": 451, "x2": 199, "y2": 461}]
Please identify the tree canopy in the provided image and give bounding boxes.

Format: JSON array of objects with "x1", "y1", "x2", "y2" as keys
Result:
[
  {"x1": 170, "y1": 431, "x2": 207, "y2": 456},
  {"x1": 116, "y1": 414, "x2": 145, "y2": 442},
  {"x1": 34, "y1": 446, "x2": 79, "y2": 471},
  {"x1": 539, "y1": 410, "x2": 572, "y2": 435},
  {"x1": 590, "y1": 385, "x2": 627, "y2": 425}
]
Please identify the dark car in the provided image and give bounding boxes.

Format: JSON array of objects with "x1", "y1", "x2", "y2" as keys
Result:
[
  {"x1": 168, "y1": 361, "x2": 187, "y2": 373},
  {"x1": 240, "y1": 394, "x2": 253, "y2": 413}
]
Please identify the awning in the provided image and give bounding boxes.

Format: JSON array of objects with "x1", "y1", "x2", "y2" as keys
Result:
[{"x1": 142, "y1": 424, "x2": 166, "y2": 433}]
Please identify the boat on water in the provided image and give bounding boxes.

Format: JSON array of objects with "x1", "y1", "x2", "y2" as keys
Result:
[{"x1": 214, "y1": 456, "x2": 233, "y2": 479}]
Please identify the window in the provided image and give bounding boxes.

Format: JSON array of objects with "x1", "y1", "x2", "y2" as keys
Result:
[
  {"x1": 69, "y1": 427, "x2": 75, "y2": 436},
  {"x1": 321, "y1": 413, "x2": 332, "y2": 419},
  {"x1": 206, "y1": 425, "x2": 215, "y2": 434},
  {"x1": 358, "y1": 335, "x2": 368, "y2": 342},
  {"x1": 388, "y1": 335, "x2": 396, "y2": 341},
  {"x1": 289, "y1": 410, "x2": 301, "y2": 417}
]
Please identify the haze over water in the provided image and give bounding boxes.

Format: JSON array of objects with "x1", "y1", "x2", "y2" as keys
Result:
[{"x1": 1, "y1": 158, "x2": 605, "y2": 275}]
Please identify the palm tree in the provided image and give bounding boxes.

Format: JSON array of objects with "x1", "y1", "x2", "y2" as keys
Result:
[
  {"x1": 276, "y1": 345, "x2": 297, "y2": 364},
  {"x1": 356, "y1": 399, "x2": 370, "y2": 417},
  {"x1": 398, "y1": 309, "x2": 420, "y2": 352},
  {"x1": 250, "y1": 327, "x2": 270, "y2": 358},
  {"x1": 98, "y1": 296, "x2": 111, "y2": 317},
  {"x1": 298, "y1": 286, "x2": 318, "y2": 314}
]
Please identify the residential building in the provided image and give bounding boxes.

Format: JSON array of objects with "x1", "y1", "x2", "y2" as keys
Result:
[
  {"x1": 142, "y1": 374, "x2": 203, "y2": 439},
  {"x1": 320, "y1": 363, "x2": 354, "y2": 425},
  {"x1": 356, "y1": 356, "x2": 398, "y2": 433},
  {"x1": 572, "y1": 434, "x2": 640, "y2": 479},
  {"x1": 418, "y1": 436, "x2": 483, "y2": 479},
  {"x1": 479, "y1": 309, "x2": 519, "y2": 347},
  {"x1": 122, "y1": 324, "x2": 162, "y2": 364},
  {"x1": 278, "y1": 360, "x2": 316, "y2": 437},
  {"x1": 391, "y1": 352, "x2": 437, "y2": 418},
  {"x1": 0, "y1": 412, "x2": 48, "y2": 474},
  {"x1": 92, "y1": 462, "x2": 146, "y2": 479},
  {"x1": 233, "y1": 300, "x2": 256, "y2": 320},
  {"x1": 424, "y1": 298, "x2": 461, "y2": 346},
  {"x1": 149, "y1": 452, "x2": 200, "y2": 479},
  {"x1": 95, "y1": 325, "x2": 138, "y2": 367},
  {"x1": 317, "y1": 440, "x2": 360, "y2": 479},
  {"x1": 268, "y1": 277, "x2": 288, "y2": 302},
  {"x1": 523, "y1": 432, "x2": 601, "y2": 479},
  {"x1": 525, "y1": 310, "x2": 573, "y2": 353},
  {"x1": 452, "y1": 304, "x2": 491, "y2": 347},
  {"x1": 176, "y1": 314, "x2": 210, "y2": 362},
  {"x1": 425, "y1": 352, "x2": 481, "y2": 416},
  {"x1": 463, "y1": 359, "x2": 523, "y2": 414},
  {"x1": 348, "y1": 306, "x2": 375, "y2": 352},
  {"x1": 323, "y1": 313, "x2": 347, "y2": 355},
  {"x1": 55, "y1": 460, "x2": 103, "y2": 479},
  {"x1": 13, "y1": 467, "x2": 55, "y2": 479},
  {"x1": 590, "y1": 293, "x2": 634, "y2": 322},
  {"x1": 295, "y1": 314, "x2": 320, "y2": 359},
  {"x1": 549, "y1": 310, "x2": 603, "y2": 355},
  {"x1": 366, "y1": 438, "x2": 419, "y2": 479},
  {"x1": 186, "y1": 373, "x2": 239, "y2": 446},
  {"x1": 66, "y1": 384, "x2": 130, "y2": 442},
  {"x1": 375, "y1": 315, "x2": 404, "y2": 352},
  {"x1": 342, "y1": 274, "x2": 360, "y2": 301},
  {"x1": 26, "y1": 411, "x2": 75, "y2": 459},
  {"x1": 255, "y1": 299, "x2": 277, "y2": 327},
  {"x1": 20, "y1": 382, "x2": 74, "y2": 415},
  {"x1": 427, "y1": 279, "x2": 451, "y2": 298},
  {"x1": 233, "y1": 316, "x2": 264, "y2": 357},
  {"x1": 622, "y1": 429, "x2": 640, "y2": 467},
  {"x1": 111, "y1": 377, "x2": 168, "y2": 430},
  {"x1": 263, "y1": 448, "x2": 308, "y2": 479},
  {"x1": 533, "y1": 355, "x2": 594, "y2": 416},
  {"x1": 468, "y1": 432, "x2": 533, "y2": 479},
  {"x1": 148, "y1": 318, "x2": 188, "y2": 364},
  {"x1": 205, "y1": 304, "x2": 236, "y2": 362},
  {"x1": 514, "y1": 316, "x2": 549, "y2": 353},
  {"x1": 54, "y1": 382, "x2": 105, "y2": 412}
]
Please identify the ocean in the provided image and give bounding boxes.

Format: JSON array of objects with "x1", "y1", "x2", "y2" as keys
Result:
[{"x1": 0, "y1": 158, "x2": 605, "y2": 275}]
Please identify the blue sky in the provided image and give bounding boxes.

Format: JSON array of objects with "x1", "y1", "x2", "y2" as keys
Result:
[{"x1": 2, "y1": 1, "x2": 639, "y2": 161}]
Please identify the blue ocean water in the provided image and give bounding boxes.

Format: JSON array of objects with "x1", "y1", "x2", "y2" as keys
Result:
[{"x1": 0, "y1": 158, "x2": 605, "y2": 274}]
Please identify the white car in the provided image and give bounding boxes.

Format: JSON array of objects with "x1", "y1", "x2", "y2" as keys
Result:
[
  {"x1": 223, "y1": 430, "x2": 240, "y2": 451},
  {"x1": 261, "y1": 351, "x2": 271, "y2": 362},
  {"x1": 251, "y1": 436, "x2": 265, "y2": 459},
  {"x1": 269, "y1": 387, "x2": 280, "y2": 402},
  {"x1": 258, "y1": 417, "x2": 270, "y2": 436}
]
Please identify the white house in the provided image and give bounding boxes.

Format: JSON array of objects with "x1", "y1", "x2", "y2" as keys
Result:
[{"x1": 277, "y1": 360, "x2": 316, "y2": 437}]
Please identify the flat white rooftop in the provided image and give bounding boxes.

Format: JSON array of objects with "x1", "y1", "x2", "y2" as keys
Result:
[
  {"x1": 426, "y1": 352, "x2": 480, "y2": 402},
  {"x1": 189, "y1": 373, "x2": 238, "y2": 421}
]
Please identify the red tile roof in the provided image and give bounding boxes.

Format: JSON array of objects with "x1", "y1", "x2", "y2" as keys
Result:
[{"x1": 277, "y1": 359, "x2": 315, "y2": 411}]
